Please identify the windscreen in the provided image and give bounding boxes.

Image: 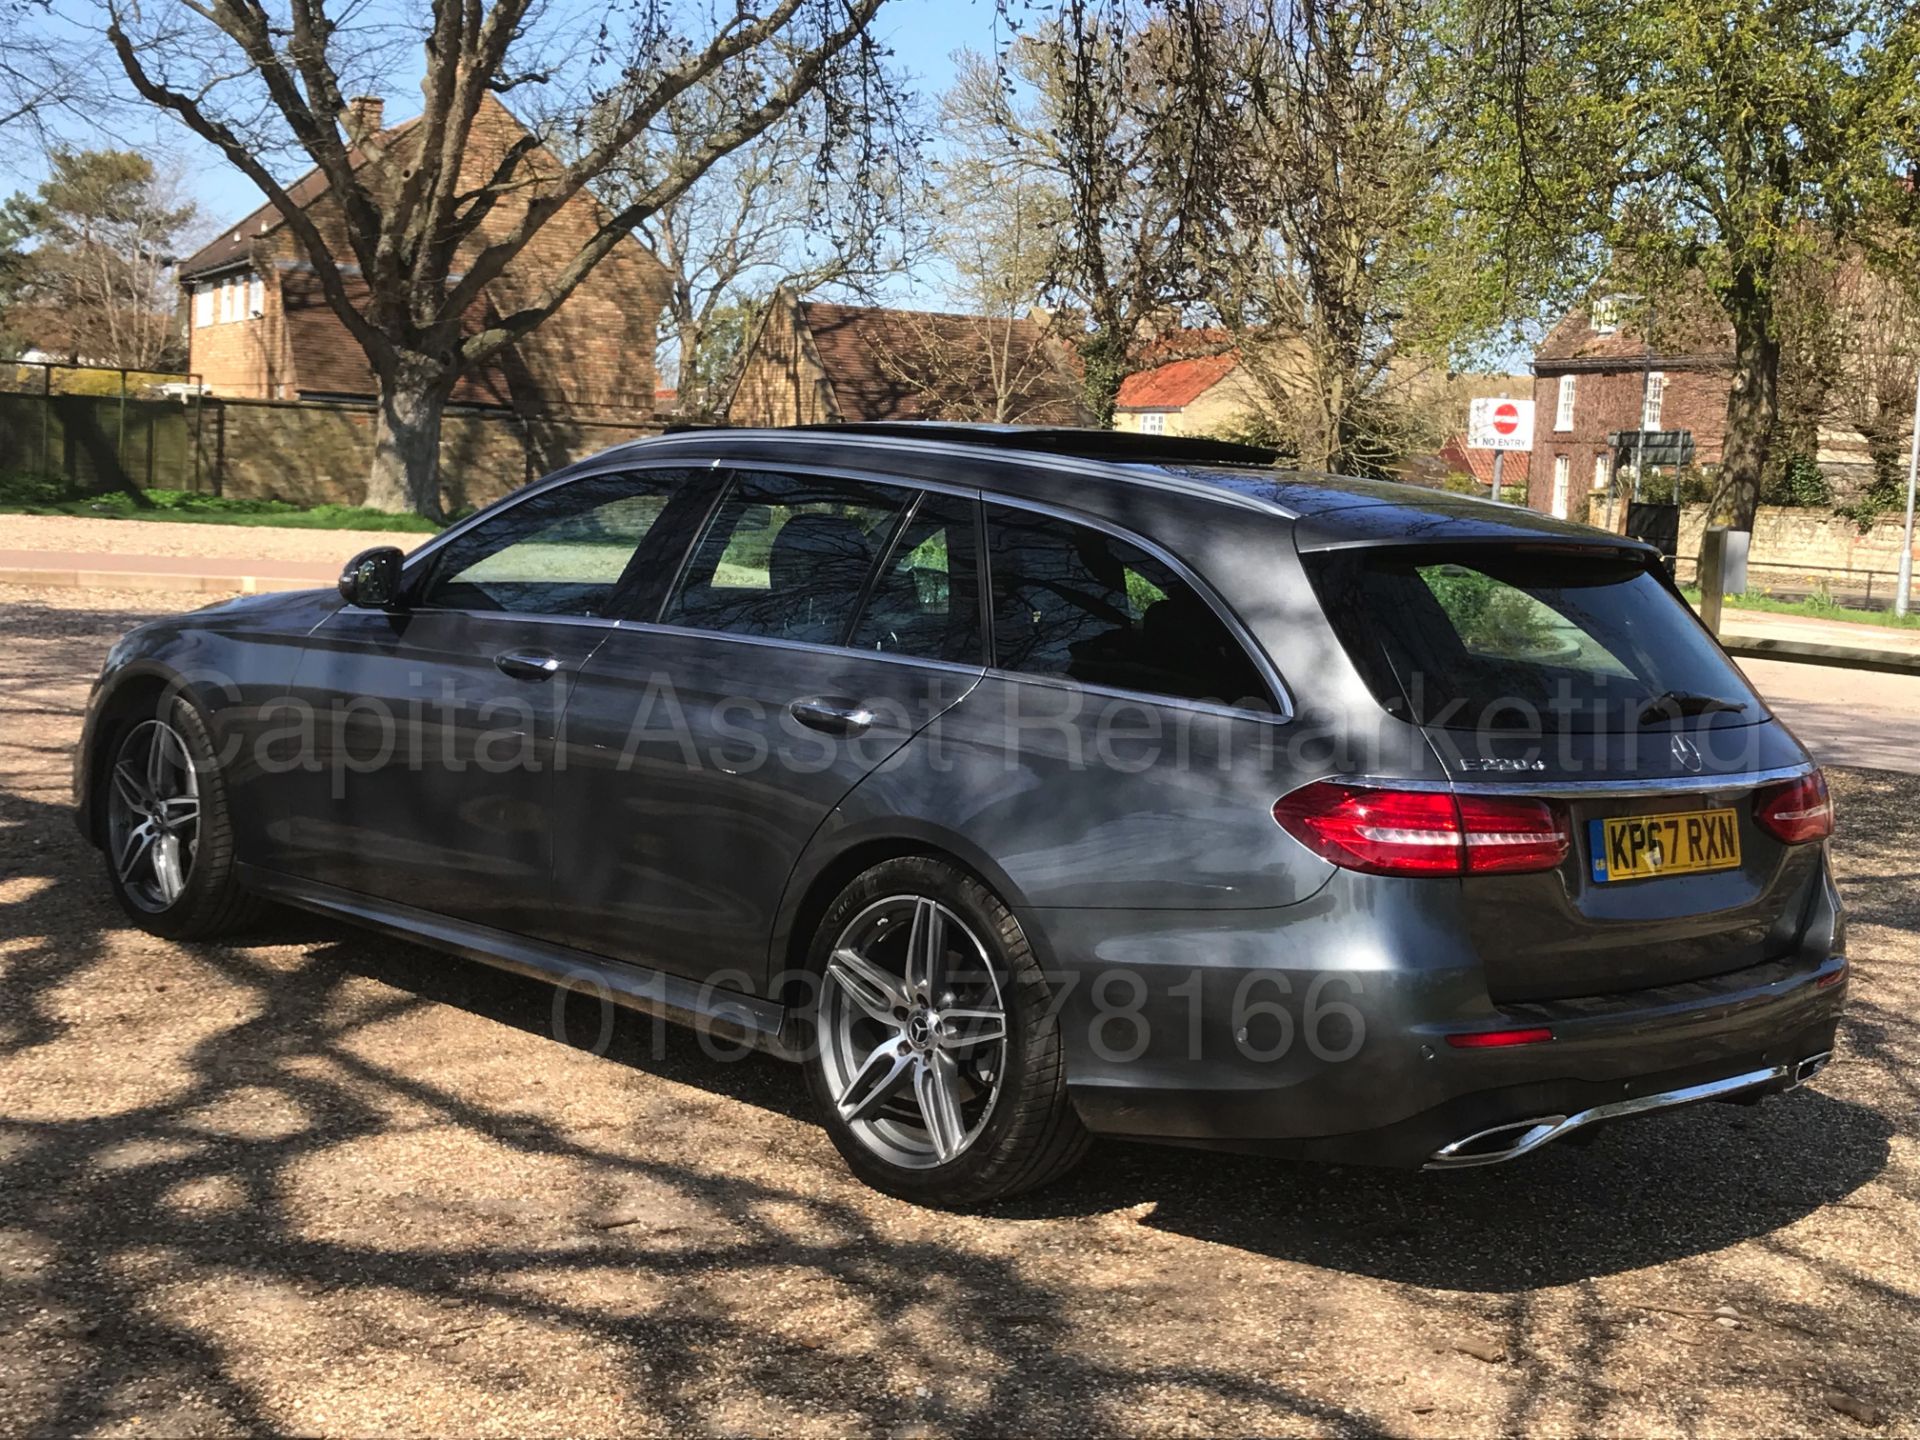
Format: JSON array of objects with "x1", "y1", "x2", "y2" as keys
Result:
[{"x1": 1307, "y1": 547, "x2": 1765, "y2": 732}]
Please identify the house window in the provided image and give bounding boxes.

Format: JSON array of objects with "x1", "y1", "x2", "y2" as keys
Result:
[
  {"x1": 1140, "y1": 411, "x2": 1166, "y2": 435},
  {"x1": 248, "y1": 275, "x2": 265, "y2": 317},
  {"x1": 1591, "y1": 297, "x2": 1621, "y2": 334},
  {"x1": 192, "y1": 287, "x2": 213, "y2": 328},
  {"x1": 219, "y1": 278, "x2": 237, "y2": 323},
  {"x1": 1551, "y1": 456, "x2": 1571, "y2": 519},
  {"x1": 1642, "y1": 371, "x2": 1665, "y2": 429},
  {"x1": 1593, "y1": 453, "x2": 1611, "y2": 490},
  {"x1": 1555, "y1": 375, "x2": 1577, "y2": 431}
]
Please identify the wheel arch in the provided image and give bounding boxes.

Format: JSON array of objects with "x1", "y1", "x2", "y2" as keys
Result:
[
  {"x1": 75, "y1": 664, "x2": 193, "y2": 847},
  {"x1": 768, "y1": 820, "x2": 1045, "y2": 1012}
]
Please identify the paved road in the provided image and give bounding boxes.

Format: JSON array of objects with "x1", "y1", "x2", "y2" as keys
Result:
[{"x1": 1740, "y1": 656, "x2": 1920, "y2": 775}]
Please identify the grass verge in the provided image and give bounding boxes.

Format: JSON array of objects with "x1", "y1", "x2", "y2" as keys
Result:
[
  {"x1": 0, "y1": 477, "x2": 441, "y2": 533},
  {"x1": 1682, "y1": 586, "x2": 1920, "y2": 629}
]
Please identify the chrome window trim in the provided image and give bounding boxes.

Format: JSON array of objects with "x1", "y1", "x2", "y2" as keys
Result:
[
  {"x1": 977, "y1": 491, "x2": 1296, "y2": 723},
  {"x1": 635, "y1": 430, "x2": 1295, "y2": 517},
  {"x1": 982, "y1": 667, "x2": 1290, "y2": 728},
  {"x1": 1347, "y1": 762, "x2": 1811, "y2": 799},
  {"x1": 607, "y1": 617, "x2": 990, "y2": 681}
]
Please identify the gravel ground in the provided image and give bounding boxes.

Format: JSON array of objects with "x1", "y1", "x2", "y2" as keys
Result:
[
  {"x1": 1, "y1": 583, "x2": 1916, "y2": 1437},
  {"x1": 0, "y1": 515, "x2": 429, "y2": 563}
]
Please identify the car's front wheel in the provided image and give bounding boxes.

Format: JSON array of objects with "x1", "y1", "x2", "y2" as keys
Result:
[
  {"x1": 802, "y1": 856, "x2": 1089, "y2": 1206},
  {"x1": 100, "y1": 695, "x2": 260, "y2": 939}
]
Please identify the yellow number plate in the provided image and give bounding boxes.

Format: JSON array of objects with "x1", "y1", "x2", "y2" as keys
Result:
[{"x1": 1589, "y1": 809, "x2": 1741, "y2": 883}]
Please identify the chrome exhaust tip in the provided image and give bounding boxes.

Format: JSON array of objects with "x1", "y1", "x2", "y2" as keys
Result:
[
  {"x1": 1788, "y1": 1050, "x2": 1833, "y2": 1089},
  {"x1": 1425, "y1": 1063, "x2": 1797, "y2": 1171}
]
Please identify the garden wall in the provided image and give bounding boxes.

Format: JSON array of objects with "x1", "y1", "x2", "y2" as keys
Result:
[{"x1": 194, "y1": 397, "x2": 662, "y2": 511}]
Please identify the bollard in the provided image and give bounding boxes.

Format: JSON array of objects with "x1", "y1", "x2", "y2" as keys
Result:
[{"x1": 1699, "y1": 526, "x2": 1728, "y2": 636}]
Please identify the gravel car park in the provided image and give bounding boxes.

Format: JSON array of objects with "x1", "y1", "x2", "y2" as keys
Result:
[{"x1": 3, "y1": 578, "x2": 1918, "y2": 1432}]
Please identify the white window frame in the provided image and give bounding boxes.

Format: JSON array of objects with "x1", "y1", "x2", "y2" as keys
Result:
[
  {"x1": 1551, "y1": 455, "x2": 1571, "y2": 519},
  {"x1": 192, "y1": 286, "x2": 213, "y2": 328},
  {"x1": 1139, "y1": 411, "x2": 1166, "y2": 435},
  {"x1": 1592, "y1": 452, "x2": 1610, "y2": 491},
  {"x1": 1554, "y1": 374, "x2": 1577, "y2": 431},
  {"x1": 248, "y1": 274, "x2": 265, "y2": 317},
  {"x1": 1642, "y1": 370, "x2": 1665, "y2": 430}
]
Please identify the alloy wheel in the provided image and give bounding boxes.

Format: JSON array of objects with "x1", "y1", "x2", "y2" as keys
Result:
[
  {"x1": 817, "y1": 894, "x2": 1009, "y2": 1169},
  {"x1": 106, "y1": 718, "x2": 201, "y2": 913}
]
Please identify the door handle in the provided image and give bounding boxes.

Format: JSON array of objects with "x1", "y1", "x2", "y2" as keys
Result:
[
  {"x1": 494, "y1": 649, "x2": 562, "y2": 682},
  {"x1": 789, "y1": 698, "x2": 876, "y2": 737}
]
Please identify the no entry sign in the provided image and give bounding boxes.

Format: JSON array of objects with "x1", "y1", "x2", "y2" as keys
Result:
[{"x1": 1468, "y1": 396, "x2": 1535, "y2": 451}]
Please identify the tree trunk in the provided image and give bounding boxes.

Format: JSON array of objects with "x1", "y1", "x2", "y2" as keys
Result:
[
  {"x1": 364, "y1": 356, "x2": 452, "y2": 520},
  {"x1": 1720, "y1": 273, "x2": 1780, "y2": 533}
]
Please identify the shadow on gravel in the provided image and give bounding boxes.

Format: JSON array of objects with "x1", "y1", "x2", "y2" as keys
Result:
[{"x1": 0, "y1": 786, "x2": 1381, "y2": 1435}]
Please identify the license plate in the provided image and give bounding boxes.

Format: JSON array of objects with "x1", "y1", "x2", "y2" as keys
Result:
[{"x1": 1589, "y1": 809, "x2": 1741, "y2": 883}]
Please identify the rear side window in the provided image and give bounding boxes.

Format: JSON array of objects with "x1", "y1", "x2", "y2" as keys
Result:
[
  {"x1": 1308, "y1": 548, "x2": 1763, "y2": 731},
  {"x1": 663, "y1": 470, "x2": 906, "y2": 646},
  {"x1": 849, "y1": 490, "x2": 985, "y2": 664},
  {"x1": 984, "y1": 503, "x2": 1274, "y2": 711}
]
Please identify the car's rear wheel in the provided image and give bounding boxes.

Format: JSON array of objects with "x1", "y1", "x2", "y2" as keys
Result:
[
  {"x1": 802, "y1": 856, "x2": 1089, "y2": 1205},
  {"x1": 101, "y1": 696, "x2": 260, "y2": 939}
]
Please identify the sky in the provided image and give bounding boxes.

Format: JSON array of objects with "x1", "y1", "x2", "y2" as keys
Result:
[{"x1": 3, "y1": 0, "x2": 1002, "y2": 236}]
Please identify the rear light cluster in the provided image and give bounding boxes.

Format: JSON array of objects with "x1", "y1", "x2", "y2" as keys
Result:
[
  {"x1": 1753, "y1": 770, "x2": 1834, "y2": 845},
  {"x1": 1272, "y1": 781, "x2": 1569, "y2": 878}
]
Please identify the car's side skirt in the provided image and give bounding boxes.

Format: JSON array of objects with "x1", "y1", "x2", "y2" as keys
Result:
[{"x1": 235, "y1": 864, "x2": 799, "y2": 1059}]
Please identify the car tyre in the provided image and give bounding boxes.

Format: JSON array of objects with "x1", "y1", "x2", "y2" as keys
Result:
[
  {"x1": 802, "y1": 856, "x2": 1090, "y2": 1206},
  {"x1": 99, "y1": 693, "x2": 262, "y2": 940}
]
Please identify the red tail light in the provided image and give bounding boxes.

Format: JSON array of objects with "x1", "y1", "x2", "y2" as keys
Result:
[
  {"x1": 1446, "y1": 1027, "x2": 1554, "y2": 1049},
  {"x1": 1272, "y1": 781, "x2": 1569, "y2": 877},
  {"x1": 1754, "y1": 770, "x2": 1833, "y2": 844}
]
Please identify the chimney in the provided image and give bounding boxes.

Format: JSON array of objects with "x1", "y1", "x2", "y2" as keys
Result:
[{"x1": 344, "y1": 95, "x2": 385, "y2": 138}]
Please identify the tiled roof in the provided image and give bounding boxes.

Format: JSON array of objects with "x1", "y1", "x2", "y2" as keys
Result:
[
  {"x1": 178, "y1": 120, "x2": 421, "y2": 280},
  {"x1": 1533, "y1": 303, "x2": 1733, "y2": 371},
  {"x1": 1437, "y1": 433, "x2": 1528, "y2": 485},
  {"x1": 796, "y1": 300, "x2": 1090, "y2": 424},
  {"x1": 1115, "y1": 351, "x2": 1237, "y2": 411}
]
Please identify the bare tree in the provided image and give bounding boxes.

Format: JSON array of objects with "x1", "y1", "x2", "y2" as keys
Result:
[
  {"x1": 942, "y1": 10, "x2": 1230, "y2": 422},
  {"x1": 103, "y1": 0, "x2": 896, "y2": 516},
  {"x1": 1203, "y1": 0, "x2": 1484, "y2": 475},
  {"x1": 598, "y1": 76, "x2": 920, "y2": 419}
]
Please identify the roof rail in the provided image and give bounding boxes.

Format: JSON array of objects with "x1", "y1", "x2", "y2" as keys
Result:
[{"x1": 778, "y1": 421, "x2": 1282, "y2": 466}]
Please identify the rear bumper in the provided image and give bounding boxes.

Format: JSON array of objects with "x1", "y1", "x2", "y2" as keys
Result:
[{"x1": 1036, "y1": 869, "x2": 1848, "y2": 1168}]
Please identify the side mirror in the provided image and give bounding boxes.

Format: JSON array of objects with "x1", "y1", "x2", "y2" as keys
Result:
[{"x1": 338, "y1": 546, "x2": 405, "y2": 609}]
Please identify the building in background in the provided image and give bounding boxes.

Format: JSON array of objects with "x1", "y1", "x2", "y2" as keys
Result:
[
  {"x1": 177, "y1": 95, "x2": 670, "y2": 423},
  {"x1": 725, "y1": 293, "x2": 1090, "y2": 426}
]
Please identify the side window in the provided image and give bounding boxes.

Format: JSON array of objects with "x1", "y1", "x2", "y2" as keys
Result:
[
  {"x1": 662, "y1": 470, "x2": 907, "y2": 645},
  {"x1": 985, "y1": 503, "x2": 1274, "y2": 712},
  {"x1": 416, "y1": 470, "x2": 682, "y2": 617},
  {"x1": 848, "y1": 490, "x2": 984, "y2": 664}
]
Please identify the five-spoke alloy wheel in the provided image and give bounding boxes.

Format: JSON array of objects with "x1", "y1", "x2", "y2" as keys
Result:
[
  {"x1": 98, "y1": 696, "x2": 259, "y2": 939},
  {"x1": 107, "y1": 718, "x2": 201, "y2": 913},
  {"x1": 803, "y1": 856, "x2": 1088, "y2": 1205}
]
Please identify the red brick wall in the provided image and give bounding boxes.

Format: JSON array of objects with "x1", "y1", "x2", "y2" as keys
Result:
[
  {"x1": 1526, "y1": 365, "x2": 1730, "y2": 516},
  {"x1": 186, "y1": 97, "x2": 669, "y2": 423}
]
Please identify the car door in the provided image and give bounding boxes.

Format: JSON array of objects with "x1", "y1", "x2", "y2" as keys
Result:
[
  {"x1": 269, "y1": 465, "x2": 697, "y2": 938},
  {"x1": 554, "y1": 468, "x2": 987, "y2": 987}
]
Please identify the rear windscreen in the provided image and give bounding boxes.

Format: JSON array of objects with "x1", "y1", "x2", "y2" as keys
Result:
[{"x1": 1306, "y1": 548, "x2": 1765, "y2": 732}]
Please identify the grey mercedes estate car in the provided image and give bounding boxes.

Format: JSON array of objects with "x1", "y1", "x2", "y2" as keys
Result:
[{"x1": 75, "y1": 424, "x2": 1845, "y2": 1204}]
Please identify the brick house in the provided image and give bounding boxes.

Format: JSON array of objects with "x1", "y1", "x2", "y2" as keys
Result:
[
  {"x1": 725, "y1": 292, "x2": 1091, "y2": 426},
  {"x1": 177, "y1": 95, "x2": 670, "y2": 421},
  {"x1": 1112, "y1": 340, "x2": 1254, "y2": 437},
  {"x1": 1525, "y1": 301, "x2": 1735, "y2": 519}
]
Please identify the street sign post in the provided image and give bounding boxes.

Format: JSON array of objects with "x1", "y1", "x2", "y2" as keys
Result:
[{"x1": 1468, "y1": 397, "x2": 1535, "y2": 452}]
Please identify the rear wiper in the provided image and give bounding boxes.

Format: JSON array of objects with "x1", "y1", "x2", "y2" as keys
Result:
[{"x1": 1636, "y1": 690, "x2": 1747, "y2": 724}]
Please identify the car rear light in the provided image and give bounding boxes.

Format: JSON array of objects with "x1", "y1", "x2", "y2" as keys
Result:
[
  {"x1": 1271, "y1": 781, "x2": 1569, "y2": 877},
  {"x1": 1446, "y1": 1027, "x2": 1554, "y2": 1049},
  {"x1": 1754, "y1": 770, "x2": 1833, "y2": 844}
]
